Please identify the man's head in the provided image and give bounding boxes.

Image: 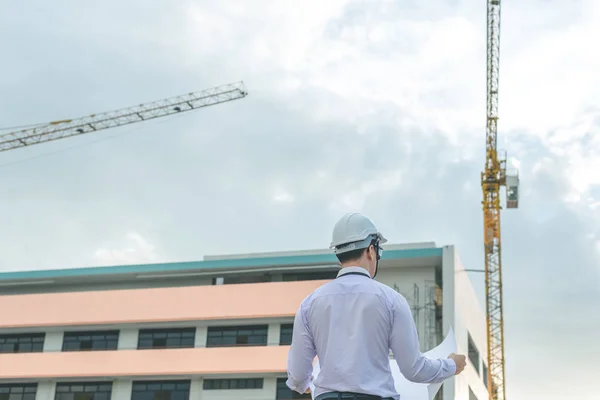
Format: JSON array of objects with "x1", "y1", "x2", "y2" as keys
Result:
[{"x1": 330, "y1": 213, "x2": 387, "y2": 278}]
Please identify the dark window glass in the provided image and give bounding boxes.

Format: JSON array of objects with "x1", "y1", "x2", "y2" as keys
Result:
[
  {"x1": 54, "y1": 382, "x2": 112, "y2": 400},
  {"x1": 202, "y1": 379, "x2": 263, "y2": 390},
  {"x1": 137, "y1": 328, "x2": 195, "y2": 350},
  {"x1": 279, "y1": 324, "x2": 293, "y2": 345},
  {"x1": 223, "y1": 275, "x2": 270, "y2": 285},
  {"x1": 62, "y1": 331, "x2": 119, "y2": 352},
  {"x1": 131, "y1": 380, "x2": 190, "y2": 400},
  {"x1": 467, "y1": 333, "x2": 480, "y2": 373},
  {"x1": 206, "y1": 325, "x2": 268, "y2": 347},
  {"x1": 482, "y1": 362, "x2": 488, "y2": 388},
  {"x1": 0, "y1": 383, "x2": 37, "y2": 400},
  {"x1": 0, "y1": 333, "x2": 45, "y2": 353},
  {"x1": 281, "y1": 271, "x2": 337, "y2": 282},
  {"x1": 469, "y1": 387, "x2": 478, "y2": 400},
  {"x1": 276, "y1": 378, "x2": 310, "y2": 400}
]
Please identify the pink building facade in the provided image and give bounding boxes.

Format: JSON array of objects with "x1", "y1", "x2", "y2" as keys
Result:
[{"x1": 0, "y1": 243, "x2": 488, "y2": 400}]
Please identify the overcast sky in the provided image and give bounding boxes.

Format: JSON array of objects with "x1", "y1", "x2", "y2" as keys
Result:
[{"x1": 1, "y1": 0, "x2": 599, "y2": 398}]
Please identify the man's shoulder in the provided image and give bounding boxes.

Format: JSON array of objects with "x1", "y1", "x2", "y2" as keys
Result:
[
  {"x1": 302, "y1": 278, "x2": 337, "y2": 300},
  {"x1": 372, "y1": 280, "x2": 408, "y2": 305}
]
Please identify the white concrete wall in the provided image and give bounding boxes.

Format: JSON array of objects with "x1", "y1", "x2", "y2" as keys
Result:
[
  {"x1": 445, "y1": 247, "x2": 489, "y2": 400},
  {"x1": 442, "y1": 246, "x2": 457, "y2": 400}
]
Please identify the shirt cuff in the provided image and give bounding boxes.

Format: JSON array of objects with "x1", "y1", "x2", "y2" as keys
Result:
[
  {"x1": 445, "y1": 358, "x2": 457, "y2": 376},
  {"x1": 286, "y1": 377, "x2": 311, "y2": 394}
]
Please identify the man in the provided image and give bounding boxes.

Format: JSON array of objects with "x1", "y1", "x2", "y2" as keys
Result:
[{"x1": 286, "y1": 212, "x2": 466, "y2": 400}]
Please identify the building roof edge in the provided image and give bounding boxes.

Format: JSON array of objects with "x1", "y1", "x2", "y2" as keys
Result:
[{"x1": 0, "y1": 246, "x2": 443, "y2": 284}]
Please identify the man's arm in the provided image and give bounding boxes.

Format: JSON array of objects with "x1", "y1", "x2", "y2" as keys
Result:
[
  {"x1": 389, "y1": 294, "x2": 457, "y2": 384},
  {"x1": 286, "y1": 303, "x2": 316, "y2": 394}
]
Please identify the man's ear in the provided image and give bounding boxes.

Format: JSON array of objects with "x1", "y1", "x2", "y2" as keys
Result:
[{"x1": 367, "y1": 245, "x2": 375, "y2": 260}]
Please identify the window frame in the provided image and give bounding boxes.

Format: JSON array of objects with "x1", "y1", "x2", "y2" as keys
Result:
[
  {"x1": 279, "y1": 324, "x2": 293, "y2": 345},
  {"x1": 54, "y1": 381, "x2": 113, "y2": 400},
  {"x1": 62, "y1": 330, "x2": 119, "y2": 352},
  {"x1": 131, "y1": 380, "x2": 190, "y2": 400},
  {"x1": 206, "y1": 325, "x2": 268, "y2": 347},
  {"x1": 275, "y1": 378, "x2": 311, "y2": 400},
  {"x1": 137, "y1": 327, "x2": 196, "y2": 350},
  {"x1": 202, "y1": 378, "x2": 263, "y2": 390},
  {"x1": 467, "y1": 332, "x2": 480, "y2": 373},
  {"x1": 0, "y1": 333, "x2": 45, "y2": 353},
  {"x1": 0, "y1": 383, "x2": 38, "y2": 400}
]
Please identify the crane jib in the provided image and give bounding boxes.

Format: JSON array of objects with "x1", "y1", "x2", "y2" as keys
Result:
[{"x1": 0, "y1": 81, "x2": 248, "y2": 153}]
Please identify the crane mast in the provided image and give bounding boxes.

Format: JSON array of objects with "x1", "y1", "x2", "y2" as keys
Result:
[
  {"x1": 482, "y1": 1, "x2": 518, "y2": 400},
  {"x1": 0, "y1": 81, "x2": 248, "y2": 153}
]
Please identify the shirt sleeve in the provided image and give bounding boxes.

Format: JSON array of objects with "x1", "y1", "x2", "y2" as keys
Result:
[
  {"x1": 389, "y1": 294, "x2": 456, "y2": 383},
  {"x1": 286, "y1": 302, "x2": 317, "y2": 394}
]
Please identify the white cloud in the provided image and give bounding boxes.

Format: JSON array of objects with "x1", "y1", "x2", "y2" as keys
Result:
[
  {"x1": 92, "y1": 232, "x2": 160, "y2": 265},
  {"x1": 273, "y1": 188, "x2": 294, "y2": 203}
]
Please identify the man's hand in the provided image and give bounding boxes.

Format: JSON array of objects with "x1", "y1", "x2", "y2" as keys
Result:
[
  {"x1": 448, "y1": 353, "x2": 466, "y2": 375},
  {"x1": 304, "y1": 388, "x2": 311, "y2": 394}
]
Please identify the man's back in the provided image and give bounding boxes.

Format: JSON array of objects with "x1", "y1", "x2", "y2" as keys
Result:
[
  {"x1": 305, "y1": 269, "x2": 398, "y2": 398},
  {"x1": 286, "y1": 267, "x2": 457, "y2": 400}
]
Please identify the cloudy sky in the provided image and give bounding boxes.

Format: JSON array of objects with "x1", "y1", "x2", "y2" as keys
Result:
[{"x1": 1, "y1": 0, "x2": 599, "y2": 398}]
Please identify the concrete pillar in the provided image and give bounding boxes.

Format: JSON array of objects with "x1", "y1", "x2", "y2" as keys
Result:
[
  {"x1": 190, "y1": 378, "x2": 203, "y2": 400},
  {"x1": 36, "y1": 382, "x2": 55, "y2": 400},
  {"x1": 263, "y1": 377, "x2": 277, "y2": 399},
  {"x1": 112, "y1": 379, "x2": 132, "y2": 400},
  {"x1": 267, "y1": 324, "x2": 280, "y2": 346},
  {"x1": 43, "y1": 332, "x2": 63, "y2": 352},
  {"x1": 118, "y1": 328, "x2": 139, "y2": 350},
  {"x1": 195, "y1": 326, "x2": 208, "y2": 348}
]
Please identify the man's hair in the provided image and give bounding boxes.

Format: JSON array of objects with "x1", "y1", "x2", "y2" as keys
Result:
[{"x1": 336, "y1": 247, "x2": 367, "y2": 264}]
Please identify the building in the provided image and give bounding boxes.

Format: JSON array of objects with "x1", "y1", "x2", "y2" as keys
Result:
[{"x1": 0, "y1": 243, "x2": 488, "y2": 400}]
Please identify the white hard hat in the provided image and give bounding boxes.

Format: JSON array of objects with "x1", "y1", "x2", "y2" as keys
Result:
[{"x1": 330, "y1": 213, "x2": 387, "y2": 254}]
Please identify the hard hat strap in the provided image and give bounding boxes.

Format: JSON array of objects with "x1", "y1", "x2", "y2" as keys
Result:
[{"x1": 371, "y1": 237, "x2": 381, "y2": 279}]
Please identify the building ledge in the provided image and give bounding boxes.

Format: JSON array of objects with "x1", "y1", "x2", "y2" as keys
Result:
[
  {"x1": 0, "y1": 280, "x2": 326, "y2": 330},
  {"x1": 0, "y1": 346, "x2": 289, "y2": 379}
]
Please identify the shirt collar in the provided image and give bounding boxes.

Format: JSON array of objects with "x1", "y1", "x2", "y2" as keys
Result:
[{"x1": 337, "y1": 266, "x2": 371, "y2": 278}]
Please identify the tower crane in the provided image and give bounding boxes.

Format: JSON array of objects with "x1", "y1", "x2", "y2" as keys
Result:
[
  {"x1": 482, "y1": 1, "x2": 519, "y2": 400},
  {"x1": 0, "y1": 81, "x2": 248, "y2": 153}
]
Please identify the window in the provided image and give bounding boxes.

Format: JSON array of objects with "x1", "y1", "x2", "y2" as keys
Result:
[
  {"x1": 206, "y1": 325, "x2": 268, "y2": 347},
  {"x1": 223, "y1": 274, "x2": 270, "y2": 285},
  {"x1": 0, "y1": 333, "x2": 44, "y2": 353},
  {"x1": 467, "y1": 333, "x2": 480, "y2": 373},
  {"x1": 482, "y1": 362, "x2": 488, "y2": 388},
  {"x1": 469, "y1": 387, "x2": 478, "y2": 400},
  {"x1": 281, "y1": 271, "x2": 337, "y2": 282},
  {"x1": 62, "y1": 331, "x2": 119, "y2": 351},
  {"x1": 203, "y1": 379, "x2": 263, "y2": 390},
  {"x1": 131, "y1": 380, "x2": 190, "y2": 400},
  {"x1": 0, "y1": 384, "x2": 37, "y2": 400},
  {"x1": 137, "y1": 328, "x2": 195, "y2": 349},
  {"x1": 280, "y1": 324, "x2": 293, "y2": 345},
  {"x1": 54, "y1": 382, "x2": 112, "y2": 400},
  {"x1": 276, "y1": 378, "x2": 310, "y2": 400}
]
